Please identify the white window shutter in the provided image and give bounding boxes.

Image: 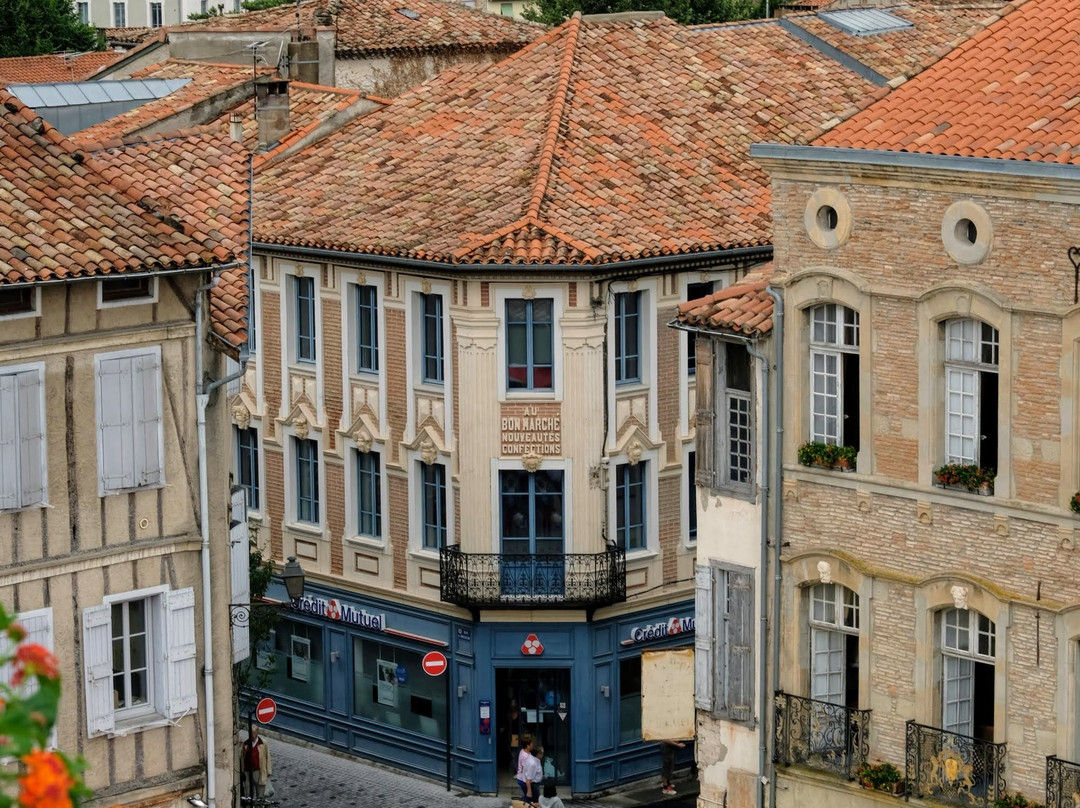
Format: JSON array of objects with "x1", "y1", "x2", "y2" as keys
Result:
[
  {"x1": 17, "y1": 371, "x2": 45, "y2": 506},
  {"x1": 97, "y1": 357, "x2": 135, "y2": 493},
  {"x1": 164, "y1": 587, "x2": 198, "y2": 718},
  {"x1": 694, "y1": 565, "x2": 714, "y2": 711},
  {"x1": 230, "y1": 486, "x2": 251, "y2": 663},
  {"x1": 82, "y1": 604, "x2": 115, "y2": 737},
  {"x1": 727, "y1": 570, "x2": 755, "y2": 724},
  {"x1": 18, "y1": 609, "x2": 55, "y2": 747},
  {"x1": 133, "y1": 353, "x2": 163, "y2": 487},
  {"x1": 0, "y1": 374, "x2": 19, "y2": 510}
]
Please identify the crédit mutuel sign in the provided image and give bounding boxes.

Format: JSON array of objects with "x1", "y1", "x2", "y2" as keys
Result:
[
  {"x1": 293, "y1": 595, "x2": 386, "y2": 632},
  {"x1": 623, "y1": 616, "x2": 696, "y2": 645}
]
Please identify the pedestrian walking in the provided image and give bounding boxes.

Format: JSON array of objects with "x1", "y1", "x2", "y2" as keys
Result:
[
  {"x1": 659, "y1": 738, "x2": 685, "y2": 795},
  {"x1": 522, "y1": 744, "x2": 543, "y2": 804},
  {"x1": 241, "y1": 725, "x2": 273, "y2": 800},
  {"x1": 515, "y1": 734, "x2": 534, "y2": 801}
]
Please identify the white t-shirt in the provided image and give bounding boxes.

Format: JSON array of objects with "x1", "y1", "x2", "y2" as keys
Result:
[{"x1": 523, "y1": 754, "x2": 543, "y2": 784}]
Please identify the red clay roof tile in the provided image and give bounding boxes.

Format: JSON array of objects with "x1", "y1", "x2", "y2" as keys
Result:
[
  {"x1": 0, "y1": 51, "x2": 124, "y2": 86},
  {"x1": 676, "y1": 266, "x2": 776, "y2": 336}
]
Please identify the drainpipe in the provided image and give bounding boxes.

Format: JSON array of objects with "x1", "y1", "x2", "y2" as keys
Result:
[
  {"x1": 765, "y1": 286, "x2": 785, "y2": 808},
  {"x1": 195, "y1": 275, "x2": 250, "y2": 808}
]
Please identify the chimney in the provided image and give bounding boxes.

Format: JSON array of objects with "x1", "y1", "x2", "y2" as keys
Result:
[
  {"x1": 255, "y1": 78, "x2": 290, "y2": 151},
  {"x1": 229, "y1": 111, "x2": 244, "y2": 143}
]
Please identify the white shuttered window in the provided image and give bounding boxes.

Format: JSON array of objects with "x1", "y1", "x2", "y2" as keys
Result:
[
  {"x1": 0, "y1": 608, "x2": 56, "y2": 746},
  {"x1": 95, "y1": 349, "x2": 163, "y2": 495},
  {"x1": 0, "y1": 366, "x2": 46, "y2": 510},
  {"x1": 694, "y1": 563, "x2": 754, "y2": 724}
]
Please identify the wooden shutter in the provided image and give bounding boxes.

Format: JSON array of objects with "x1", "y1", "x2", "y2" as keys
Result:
[
  {"x1": 164, "y1": 588, "x2": 198, "y2": 718},
  {"x1": 0, "y1": 374, "x2": 19, "y2": 510},
  {"x1": 727, "y1": 570, "x2": 755, "y2": 724},
  {"x1": 230, "y1": 487, "x2": 251, "y2": 664},
  {"x1": 83, "y1": 604, "x2": 115, "y2": 736},
  {"x1": 694, "y1": 565, "x2": 714, "y2": 711},
  {"x1": 97, "y1": 357, "x2": 135, "y2": 493},
  {"x1": 133, "y1": 353, "x2": 163, "y2": 487},
  {"x1": 694, "y1": 339, "x2": 718, "y2": 491},
  {"x1": 17, "y1": 370, "x2": 45, "y2": 506}
]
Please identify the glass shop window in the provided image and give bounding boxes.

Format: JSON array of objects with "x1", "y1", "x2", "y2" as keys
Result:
[
  {"x1": 352, "y1": 638, "x2": 447, "y2": 740},
  {"x1": 255, "y1": 619, "x2": 325, "y2": 706}
]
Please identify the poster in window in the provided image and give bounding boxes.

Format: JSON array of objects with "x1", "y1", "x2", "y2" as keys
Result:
[
  {"x1": 376, "y1": 659, "x2": 398, "y2": 706},
  {"x1": 290, "y1": 635, "x2": 311, "y2": 682},
  {"x1": 256, "y1": 629, "x2": 276, "y2": 671}
]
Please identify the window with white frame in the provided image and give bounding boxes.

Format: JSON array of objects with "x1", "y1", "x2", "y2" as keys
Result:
[
  {"x1": 355, "y1": 284, "x2": 379, "y2": 374},
  {"x1": 355, "y1": 449, "x2": 381, "y2": 538},
  {"x1": 695, "y1": 563, "x2": 754, "y2": 722},
  {"x1": 95, "y1": 349, "x2": 163, "y2": 495},
  {"x1": 294, "y1": 437, "x2": 319, "y2": 524},
  {"x1": 686, "y1": 281, "x2": 713, "y2": 375},
  {"x1": 235, "y1": 426, "x2": 260, "y2": 512},
  {"x1": 112, "y1": 1, "x2": 126, "y2": 26},
  {"x1": 149, "y1": 1, "x2": 163, "y2": 26},
  {"x1": 77, "y1": 1, "x2": 90, "y2": 23},
  {"x1": 0, "y1": 366, "x2": 46, "y2": 511},
  {"x1": 944, "y1": 319, "x2": 999, "y2": 469},
  {"x1": 614, "y1": 291, "x2": 642, "y2": 385},
  {"x1": 939, "y1": 607, "x2": 996, "y2": 740},
  {"x1": 615, "y1": 462, "x2": 645, "y2": 551},
  {"x1": 420, "y1": 293, "x2": 443, "y2": 385},
  {"x1": 293, "y1": 275, "x2": 317, "y2": 364},
  {"x1": 0, "y1": 286, "x2": 37, "y2": 318},
  {"x1": 809, "y1": 304, "x2": 860, "y2": 450},
  {"x1": 420, "y1": 462, "x2": 446, "y2": 550},
  {"x1": 506, "y1": 299, "x2": 553, "y2": 391},
  {"x1": 719, "y1": 341, "x2": 753, "y2": 488},
  {"x1": 83, "y1": 588, "x2": 197, "y2": 736},
  {"x1": 808, "y1": 583, "x2": 859, "y2": 708}
]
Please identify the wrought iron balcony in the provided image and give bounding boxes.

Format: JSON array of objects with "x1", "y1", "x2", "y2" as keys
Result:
[
  {"x1": 773, "y1": 691, "x2": 871, "y2": 780},
  {"x1": 439, "y1": 545, "x2": 626, "y2": 613},
  {"x1": 905, "y1": 720, "x2": 1006, "y2": 807},
  {"x1": 1047, "y1": 755, "x2": 1080, "y2": 808}
]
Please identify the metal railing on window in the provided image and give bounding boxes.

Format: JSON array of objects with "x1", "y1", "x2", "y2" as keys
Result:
[
  {"x1": 1046, "y1": 755, "x2": 1080, "y2": 808},
  {"x1": 905, "y1": 720, "x2": 1006, "y2": 807},
  {"x1": 773, "y1": 691, "x2": 870, "y2": 780}
]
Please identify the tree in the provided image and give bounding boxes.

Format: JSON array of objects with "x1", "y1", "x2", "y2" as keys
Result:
[
  {"x1": 0, "y1": 0, "x2": 100, "y2": 59},
  {"x1": 522, "y1": 0, "x2": 762, "y2": 27}
]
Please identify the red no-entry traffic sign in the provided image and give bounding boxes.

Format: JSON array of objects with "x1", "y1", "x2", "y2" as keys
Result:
[
  {"x1": 256, "y1": 697, "x2": 277, "y2": 724},
  {"x1": 422, "y1": 651, "x2": 448, "y2": 676}
]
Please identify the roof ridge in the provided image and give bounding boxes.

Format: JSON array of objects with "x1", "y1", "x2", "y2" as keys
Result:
[
  {"x1": 524, "y1": 13, "x2": 582, "y2": 222},
  {"x1": 450, "y1": 216, "x2": 600, "y2": 261}
]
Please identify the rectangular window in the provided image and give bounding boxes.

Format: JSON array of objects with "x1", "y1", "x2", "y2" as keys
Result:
[
  {"x1": 245, "y1": 274, "x2": 257, "y2": 355},
  {"x1": 686, "y1": 281, "x2": 713, "y2": 375},
  {"x1": 149, "y1": 1, "x2": 163, "y2": 26},
  {"x1": 254, "y1": 618, "x2": 324, "y2": 706},
  {"x1": 235, "y1": 426, "x2": 260, "y2": 511},
  {"x1": 113, "y1": 2, "x2": 126, "y2": 26},
  {"x1": 355, "y1": 450, "x2": 381, "y2": 538},
  {"x1": 722, "y1": 342, "x2": 752, "y2": 486},
  {"x1": 96, "y1": 350, "x2": 163, "y2": 494},
  {"x1": 100, "y1": 276, "x2": 153, "y2": 304},
  {"x1": 500, "y1": 2, "x2": 513, "y2": 12},
  {"x1": 294, "y1": 438, "x2": 319, "y2": 524},
  {"x1": 506, "y1": 298, "x2": 553, "y2": 390},
  {"x1": 614, "y1": 291, "x2": 641, "y2": 384},
  {"x1": 809, "y1": 304, "x2": 860, "y2": 450},
  {"x1": 77, "y1": 1, "x2": 90, "y2": 23},
  {"x1": 0, "y1": 287, "x2": 35, "y2": 317},
  {"x1": 420, "y1": 293, "x2": 443, "y2": 384},
  {"x1": 619, "y1": 656, "x2": 642, "y2": 742},
  {"x1": 352, "y1": 637, "x2": 447, "y2": 739},
  {"x1": 695, "y1": 564, "x2": 754, "y2": 722},
  {"x1": 944, "y1": 319, "x2": 998, "y2": 469},
  {"x1": 421, "y1": 462, "x2": 446, "y2": 550},
  {"x1": 111, "y1": 599, "x2": 150, "y2": 711},
  {"x1": 687, "y1": 451, "x2": 697, "y2": 543},
  {"x1": 615, "y1": 462, "x2": 645, "y2": 551},
  {"x1": 294, "y1": 275, "x2": 316, "y2": 364},
  {"x1": 0, "y1": 367, "x2": 46, "y2": 510},
  {"x1": 355, "y1": 285, "x2": 379, "y2": 374}
]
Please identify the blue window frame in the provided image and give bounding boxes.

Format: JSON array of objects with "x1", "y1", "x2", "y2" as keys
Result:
[
  {"x1": 499, "y1": 470, "x2": 564, "y2": 554},
  {"x1": 614, "y1": 291, "x2": 641, "y2": 384},
  {"x1": 421, "y1": 462, "x2": 446, "y2": 550},
  {"x1": 295, "y1": 437, "x2": 319, "y2": 524},
  {"x1": 421, "y1": 293, "x2": 443, "y2": 384},
  {"x1": 686, "y1": 282, "x2": 713, "y2": 375},
  {"x1": 356, "y1": 449, "x2": 381, "y2": 537},
  {"x1": 294, "y1": 275, "x2": 316, "y2": 364},
  {"x1": 687, "y1": 451, "x2": 697, "y2": 543},
  {"x1": 506, "y1": 299, "x2": 553, "y2": 390},
  {"x1": 356, "y1": 285, "x2": 379, "y2": 373},
  {"x1": 236, "y1": 426, "x2": 260, "y2": 511},
  {"x1": 615, "y1": 462, "x2": 645, "y2": 551}
]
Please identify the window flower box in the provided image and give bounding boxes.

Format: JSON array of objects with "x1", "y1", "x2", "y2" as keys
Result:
[
  {"x1": 797, "y1": 441, "x2": 857, "y2": 473},
  {"x1": 855, "y1": 761, "x2": 904, "y2": 795},
  {"x1": 1070, "y1": 491, "x2": 1080, "y2": 515},
  {"x1": 933, "y1": 463, "x2": 996, "y2": 496}
]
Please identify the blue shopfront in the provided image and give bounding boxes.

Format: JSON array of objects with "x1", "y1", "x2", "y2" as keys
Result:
[{"x1": 248, "y1": 581, "x2": 694, "y2": 795}]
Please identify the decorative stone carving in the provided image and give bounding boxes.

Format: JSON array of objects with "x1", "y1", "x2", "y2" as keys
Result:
[
  {"x1": 856, "y1": 490, "x2": 871, "y2": 513},
  {"x1": 817, "y1": 561, "x2": 833, "y2": 585},
  {"x1": 627, "y1": 440, "x2": 643, "y2": 466},
  {"x1": 993, "y1": 513, "x2": 1009, "y2": 538},
  {"x1": 783, "y1": 479, "x2": 800, "y2": 503},
  {"x1": 356, "y1": 272, "x2": 366, "y2": 286},
  {"x1": 951, "y1": 585, "x2": 969, "y2": 611},
  {"x1": 232, "y1": 401, "x2": 251, "y2": 430},
  {"x1": 521, "y1": 283, "x2": 536, "y2": 300},
  {"x1": 916, "y1": 501, "x2": 932, "y2": 525},
  {"x1": 419, "y1": 436, "x2": 437, "y2": 465},
  {"x1": 816, "y1": 278, "x2": 832, "y2": 299},
  {"x1": 1060, "y1": 525, "x2": 1077, "y2": 551},
  {"x1": 421, "y1": 279, "x2": 432, "y2": 294},
  {"x1": 627, "y1": 279, "x2": 638, "y2": 293},
  {"x1": 353, "y1": 425, "x2": 373, "y2": 454},
  {"x1": 293, "y1": 416, "x2": 309, "y2": 440},
  {"x1": 295, "y1": 265, "x2": 305, "y2": 277},
  {"x1": 522, "y1": 451, "x2": 542, "y2": 473}
]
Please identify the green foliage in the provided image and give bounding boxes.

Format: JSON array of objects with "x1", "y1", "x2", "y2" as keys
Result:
[
  {"x1": 242, "y1": 0, "x2": 294, "y2": 10},
  {"x1": 187, "y1": 6, "x2": 220, "y2": 19},
  {"x1": 933, "y1": 463, "x2": 996, "y2": 493},
  {"x1": 235, "y1": 547, "x2": 280, "y2": 710},
  {"x1": 522, "y1": 0, "x2": 762, "y2": 27},
  {"x1": 0, "y1": 0, "x2": 100, "y2": 59},
  {"x1": 1070, "y1": 491, "x2": 1080, "y2": 514},
  {"x1": 855, "y1": 761, "x2": 902, "y2": 792},
  {"x1": 796, "y1": 441, "x2": 857, "y2": 471},
  {"x1": 994, "y1": 793, "x2": 1043, "y2": 808}
]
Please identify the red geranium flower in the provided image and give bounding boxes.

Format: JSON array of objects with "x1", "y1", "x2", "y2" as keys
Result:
[
  {"x1": 19, "y1": 750, "x2": 74, "y2": 808},
  {"x1": 12, "y1": 645, "x2": 60, "y2": 687}
]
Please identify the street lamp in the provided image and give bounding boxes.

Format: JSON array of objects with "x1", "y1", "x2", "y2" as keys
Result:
[{"x1": 280, "y1": 556, "x2": 305, "y2": 602}]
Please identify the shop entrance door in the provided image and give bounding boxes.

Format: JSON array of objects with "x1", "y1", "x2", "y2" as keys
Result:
[{"x1": 496, "y1": 667, "x2": 571, "y2": 788}]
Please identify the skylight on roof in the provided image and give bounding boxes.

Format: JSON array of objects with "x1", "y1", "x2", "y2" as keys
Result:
[
  {"x1": 818, "y1": 8, "x2": 913, "y2": 36},
  {"x1": 396, "y1": 8, "x2": 421, "y2": 19}
]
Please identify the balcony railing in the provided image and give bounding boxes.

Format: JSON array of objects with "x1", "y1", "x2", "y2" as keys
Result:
[
  {"x1": 905, "y1": 720, "x2": 1006, "y2": 806},
  {"x1": 1046, "y1": 755, "x2": 1080, "y2": 808},
  {"x1": 773, "y1": 691, "x2": 871, "y2": 780},
  {"x1": 439, "y1": 545, "x2": 626, "y2": 611}
]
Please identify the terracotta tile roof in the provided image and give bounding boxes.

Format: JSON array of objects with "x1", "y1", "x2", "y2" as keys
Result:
[
  {"x1": 676, "y1": 266, "x2": 776, "y2": 336},
  {"x1": 816, "y1": 0, "x2": 1079, "y2": 162},
  {"x1": 0, "y1": 91, "x2": 247, "y2": 310},
  {"x1": 172, "y1": 1, "x2": 320, "y2": 31},
  {"x1": 255, "y1": 14, "x2": 878, "y2": 266},
  {"x1": 0, "y1": 51, "x2": 123, "y2": 86},
  {"x1": 103, "y1": 27, "x2": 158, "y2": 45},
  {"x1": 72, "y1": 59, "x2": 274, "y2": 144}
]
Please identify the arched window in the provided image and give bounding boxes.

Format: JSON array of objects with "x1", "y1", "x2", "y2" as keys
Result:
[
  {"x1": 808, "y1": 583, "x2": 860, "y2": 708},
  {"x1": 943, "y1": 319, "x2": 999, "y2": 469},
  {"x1": 939, "y1": 607, "x2": 996, "y2": 739},
  {"x1": 809, "y1": 305, "x2": 860, "y2": 450}
]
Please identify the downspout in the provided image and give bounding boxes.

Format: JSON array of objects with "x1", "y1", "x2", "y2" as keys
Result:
[
  {"x1": 765, "y1": 286, "x2": 785, "y2": 808},
  {"x1": 196, "y1": 275, "x2": 250, "y2": 808}
]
